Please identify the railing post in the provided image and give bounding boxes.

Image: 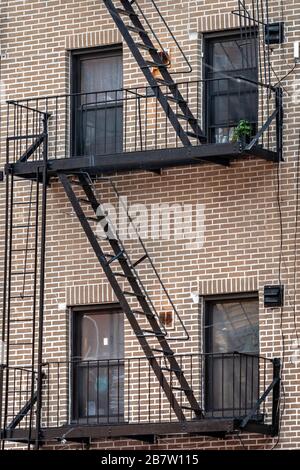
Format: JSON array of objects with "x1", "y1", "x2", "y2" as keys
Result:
[
  {"x1": 275, "y1": 87, "x2": 283, "y2": 162},
  {"x1": 0, "y1": 365, "x2": 5, "y2": 440},
  {"x1": 35, "y1": 112, "x2": 48, "y2": 450},
  {"x1": 271, "y1": 357, "x2": 281, "y2": 437}
]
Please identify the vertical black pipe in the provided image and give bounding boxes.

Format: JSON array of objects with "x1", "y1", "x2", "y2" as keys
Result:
[
  {"x1": 34, "y1": 113, "x2": 48, "y2": 449},
  {"x1": 28, "y1": 173, "x2": 39, "y2": 449},
  {"x1": 2, "y1": 172, "x2": 14, "y2": 449},
  {"x1": 272, "y1": 358, "x2": 281, "y2": 437},
  {"x1": 276, "y1": 87, "x2": 283, "y2": 161},
  {"x1": 0, "y1": 147, "x2": 11, "y2": 448}
]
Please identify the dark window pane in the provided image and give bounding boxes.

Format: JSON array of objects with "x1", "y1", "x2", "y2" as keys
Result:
[
  {"x1": 206, "y1": 34, "x2": 258, "y2": 143},
  {"x1": 81, "y1": 55, "x2": 122, "y2": 95},
  {"x1": 72, "y1": 49, "x2": 123, "y2": 156},
  {"x1": 79, "y1": 106, "x2": 123, "y2": 155},
  {"x1": 206, "y1": 354, "x2": 259, "y2": 415},
  {"x1": 211, "y1": 95, "x2": 229, "y2": 125},
  {"x1": 75, "y1": 364, "x2": 124, "y2": 422},
  {"x1": 212, "y1": 38, "x2": 257, "y2": 72},
  {"x1": 80, "y1": 311, "x2": 124, "y2": 361},
  {"x1": 212, "y1": 127, "x2": 235, "y2": 144},
  {"x1": 206, "y1": 299, "x2": 259, "y2": 353}
]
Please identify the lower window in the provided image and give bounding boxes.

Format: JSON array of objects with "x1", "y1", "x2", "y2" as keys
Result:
[
  {"x1": 71, "y1": 304, "x2": 124, "y2": 423},
  {"x1": 204, "y1": 293, "x2": 259, "y2": 418}
]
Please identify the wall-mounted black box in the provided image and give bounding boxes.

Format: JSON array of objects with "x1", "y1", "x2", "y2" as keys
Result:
[
  {"x1": 265, "y1": 22, "x2": 284, "y2": 45},
  {"x1": 264, "y1": 285, "x2": 284, "y2": 308}
]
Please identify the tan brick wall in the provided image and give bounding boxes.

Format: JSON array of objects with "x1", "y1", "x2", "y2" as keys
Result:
[{"x1": 0, "y1": 0, "x2": 300, "y2": 450}]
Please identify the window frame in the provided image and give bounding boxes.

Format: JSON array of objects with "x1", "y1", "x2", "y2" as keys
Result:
[
  {"x1": 203, "y1": 30, "x2": 258, "y2": 143},
  {"x1": 70, "y1": 45, "x2": 123, "y2": 157},
  {"x1": 70, "y1": 303, "x2": 124, "y2": 423},
  {"x1": 202, "y1": 292, "x2": 259, "y2": 416}
]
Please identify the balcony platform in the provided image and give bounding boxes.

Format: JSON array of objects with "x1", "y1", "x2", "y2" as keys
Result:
[
  {"x1": 1, "y1": 354, "x2": 279, "y2": 445},
  {"x1": 6, "y1": 143, "x2": 278, "y2": 180},
  {"x1": 2, "y1": 418, "x2": 275, "y2": 445}
]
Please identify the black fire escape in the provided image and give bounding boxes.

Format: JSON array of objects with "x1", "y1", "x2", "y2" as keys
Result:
[{"x1": 1, "y1": 0, "x2": 282, "y2": 448}]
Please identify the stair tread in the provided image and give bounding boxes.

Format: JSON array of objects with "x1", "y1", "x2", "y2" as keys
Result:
[
  {"x1": 172, "y1": 386, "x2": 193, "y2": 392},
  {"x1": 161, "y1": 367, "x2": 182, "y2": 373},
  {"x1": 132, "y1": 254, "x2": 148, "y2": 267},
  {"x1": 132, "y1": 310, "x2": 155, "y2": 318},
  {"x1": 123, "y1": 290, "x2": 145, "y2": 298},
  {"x1": 181, "y1": 405, "x2": 201, "y2": 411},
  {"x1": 116, "y1": 8, "x2": 138, "y2": 17},
  {"x1": 78, "y1": 198, "x2": 92, "y2": 204},
  {"x1": 176, "y1": 113, "x2": 197, "y2": 122},
  {"x1": 113, "y1": 272, "x2": 135, "y2": 279},
  {"x1": 166, "y1": 95, "x2": 184, "y2": 103},
  {"x1": 155, "y1": 78, "x2": 175, "y2": 87},
  {"x1": 136, "y1": 42, "x2": 157, "y2": 52},
  {"x1": 11, "y1": 271, "x2": 35, "y2": 275},
  {"x1": 142, "y1": 329, "x2": 165, "y2": 335},
  {"x1": 137, "y1": 333, "x2": 166, "y2": 338},
  {"x1": 144, "y1": 60, "x2": 167, "y2": 68},
  {"x1": 11, "y1": 295, "x2": 34, "y2": 299},
  {"x1": 152, "y1": 348, "x2": 174, "y2": 356},
  {"x1": 105, "y1": 251, "x2": 126, "y2": 264},
  {"x1": 186, "y1": 131, "x2": 200, "y2": 138},
  {"x1": 127, "y1": 24, "x2": 148, "y2": 35}
]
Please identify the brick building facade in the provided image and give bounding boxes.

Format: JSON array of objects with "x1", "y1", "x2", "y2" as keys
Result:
[{"x1": 0, "y1": 0, "x2": 299, "y2": 450}]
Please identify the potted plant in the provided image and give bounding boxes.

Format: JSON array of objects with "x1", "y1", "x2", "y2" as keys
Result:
[{"x1": 231, "y1": 119, "x2": 252, "y2": 147}]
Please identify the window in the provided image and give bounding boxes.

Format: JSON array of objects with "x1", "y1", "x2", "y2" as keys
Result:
[
  {"x1": 204, "y1": 293, "x2": 259, "y2": 417},
  {"x1": 205, "y1": 32, "x2": 258, "y2": 143},
  {"x1": 72, "y1": 304, "x2": 124, "y2": 423},
  {"x1": 72, "y1": 46, "x2": 123, "y2": 156},
  {"x1": 159, "y1": 310, "x2": 173, "y2": 328}
]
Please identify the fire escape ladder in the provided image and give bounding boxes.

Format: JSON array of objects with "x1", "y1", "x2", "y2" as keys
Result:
[
  {"x1": 1, "y1": 126, "x2": 48, "y2": 448},
  {"x1": 102, "y1": 0, "x2": 206, "y2": 146},
  {"x1": 1, "y1": 176, "x2": 41, "y2": 447},
  {"x1": 58, "y1": 172, "x2": 204, "y2": 421}
]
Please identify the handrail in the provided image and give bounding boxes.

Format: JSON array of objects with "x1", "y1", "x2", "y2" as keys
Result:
[
  {"x1": 42, "y1": 351, "x2": 275, "y2": 365},
  {"x1": 7, "y1": 76, "x2": 274, "y2": 105},
  {"x1": 133, "y1": 0, "x2": 193, "y2": 75},
  {"x1": 108, "y1": 178, "x2": 190, "y2": 341}
]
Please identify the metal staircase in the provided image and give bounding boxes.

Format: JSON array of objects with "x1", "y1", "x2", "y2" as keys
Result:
[
  {"x1": 59, "y1": 172, "x2": 203, "y2": 421},
  {"x1": 102, "y1": 0, "x2": 206, "y2": 146}
]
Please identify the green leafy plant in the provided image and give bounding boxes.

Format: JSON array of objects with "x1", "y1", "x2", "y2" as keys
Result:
[{"x1": 231, "y1": 120, "x2": 252, "y2": 144}]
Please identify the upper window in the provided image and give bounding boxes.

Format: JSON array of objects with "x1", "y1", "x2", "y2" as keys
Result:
[
  {"x1": 205, "y1": 32, "x2": 258, "y2": 144},
  {"x1": 204, "y1": 294, "x2": 259, "y2": 354},
  {"x1": 72, "y1": 46, "x2": 123, "y2": 157}
]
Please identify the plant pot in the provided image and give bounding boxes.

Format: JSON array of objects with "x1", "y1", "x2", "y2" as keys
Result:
[{"x1": 238, "y1": 135, "x2": 247, "y2": 148}]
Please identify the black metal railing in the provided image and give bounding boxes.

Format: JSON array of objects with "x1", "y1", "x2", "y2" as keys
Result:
[
  {"x1": 0, "y1": 353, "x2": 280, "y2": 434},
  {"x1": 6, "y1": 79, "x2": 281, "y2": 165},
  {"x1": 0, "y1": 365, "x2": 38, "y2": 434}
]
